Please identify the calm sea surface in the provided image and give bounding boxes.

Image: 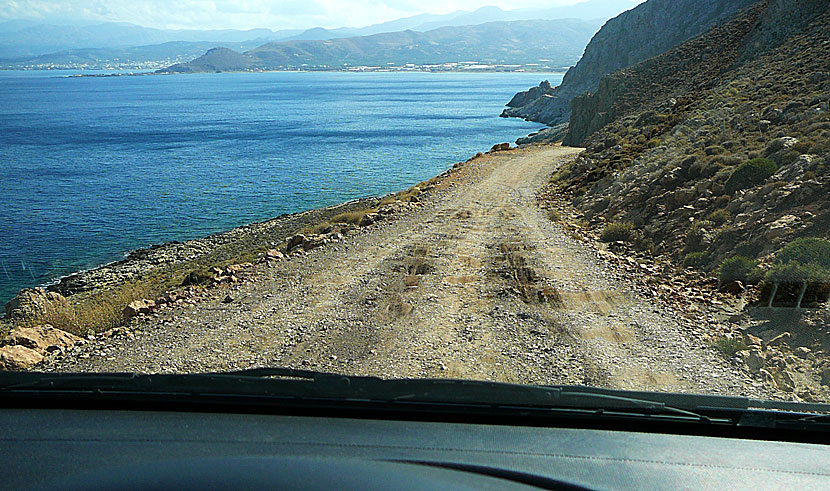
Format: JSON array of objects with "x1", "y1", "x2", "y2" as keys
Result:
[{"x1": 0, "y1": 70, "x2": 561, "y2": 303}]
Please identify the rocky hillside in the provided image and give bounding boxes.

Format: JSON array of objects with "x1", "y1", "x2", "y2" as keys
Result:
[
  {"x1": 165, "y1": 47, "x2": 253, "y2": 73},
  {"x1": 501, "y1": 0, "x2": 757, "y2": 125},
  {"x1": 160, "y1": 19, "x2": 601, "y2": 73},
  {"x1": 544, "y1": 0, "x2": 829, "y2": 306}
]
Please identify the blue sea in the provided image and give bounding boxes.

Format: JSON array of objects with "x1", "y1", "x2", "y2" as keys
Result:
[{"x1": 0, "y1": 70, "x2": 561, "y2": 303}]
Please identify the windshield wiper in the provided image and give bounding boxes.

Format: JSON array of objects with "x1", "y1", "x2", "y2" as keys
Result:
[{"x1": 2, "y1": 369, "x2": 830, "y2": 429}]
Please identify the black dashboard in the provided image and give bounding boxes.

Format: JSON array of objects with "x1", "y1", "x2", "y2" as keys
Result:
[{"x1": 3, "y1": 408, "x2": 829, "y2": 490}]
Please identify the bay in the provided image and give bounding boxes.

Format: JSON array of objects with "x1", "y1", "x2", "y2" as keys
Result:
[{"x1": 0, "y1": 70, "x2": 561, "y2": 303}]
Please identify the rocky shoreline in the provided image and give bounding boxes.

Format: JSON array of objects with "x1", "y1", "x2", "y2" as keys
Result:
[
  {"x1": 49, "y1": 196, "x2": 379, "y2": 297},
  {"x1": 2, "y1": 144, "x2": 512, "y2": 330}
]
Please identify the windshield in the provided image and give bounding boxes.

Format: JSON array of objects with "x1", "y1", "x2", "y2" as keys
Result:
[{"x1": 1, "y1": 0, "x2": 828, "y2": 412}]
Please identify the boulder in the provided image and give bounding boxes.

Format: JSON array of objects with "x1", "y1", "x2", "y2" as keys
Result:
[
  {"x1": 122, "y1": 299, "x2": 156, "y2": 319},
  {"x1": 359, "y1": 213, "x2": 378, "y2": 227},
  {"x1": 265, "y1": 249, "x2": 284, "y2": 260},
  {"x1": 489, "y1": 143, "x2": 511, "y2": 152},
  {"x1": 287, "y1": 234, "x2": 306, "y2": 250},
  {"x1": 719, "y1": 280, "x2": 745, "y2": 295},
  {"x1": 772, "y1": 154, "x2": 817, "y2": 181},
  {"x1": 766, "y1": 215, "x2": 799, "y2": 240},
  {"x1": 2, "y1": 324, "x2": 82, "y2": 355},
  {"x1": 746, "y1": 349, "x2": 766, "y2": 372},
  {"x1": 4, "y1": 288, "x2": 71, "y2": 321},
  {"x1": 0, "y1": 345, "x2": 44, "y2": 370},
  {"x1": 301, "y1": 236, "x2": 325, "y2": 251},
  {"x1": 224, "y1": 263, "x2": 251, "y2": 275},
  {"x1": 764, "y1": 136, "x2": 799, "y2": 155}
]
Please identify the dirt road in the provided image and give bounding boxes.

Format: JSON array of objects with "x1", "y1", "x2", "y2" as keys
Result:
[{"x1": 46, "y1": 145, "x2": 779, "y2": 398}]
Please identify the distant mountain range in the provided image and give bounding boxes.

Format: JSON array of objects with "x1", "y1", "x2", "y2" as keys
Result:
[
  {"x1": 279, "y1": 1, "x2": 639, "y2": 41},
  {"x1": 0, "y1": 22, "x2": 299, "y2": 59},
  {"x1": 0, "y1": 0, "x2": 639, "y2": 61},
  {"x1": 162, "y1": 19, "x2": 604, "y2": 73}
]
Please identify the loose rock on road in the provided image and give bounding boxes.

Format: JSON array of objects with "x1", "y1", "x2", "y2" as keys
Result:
[{"x1": 46, "y1": 145, "x2": 782, "y2": 399}]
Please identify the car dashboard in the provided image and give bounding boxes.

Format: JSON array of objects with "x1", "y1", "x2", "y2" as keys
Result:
[{"x1": 2, "y1": 408, "x2": 829, "y2": 490}]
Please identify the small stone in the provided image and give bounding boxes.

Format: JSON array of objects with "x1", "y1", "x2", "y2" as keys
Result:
[
  {"x1": 766, "y1": 332, "x2": 791, "y2": 348},
  {"x1": 795, "y1": 347, "x2": 812, "y2": 358},
  {"x1": 743, "y1": 334, "x2": 763, "y2": 347},
  {"x1": 123, "y1": 299, "x2": 156, "y2": 318},
  {"x1": 758, "y1": 368, "x2": 776, "y2": 385},
  {"x1": 222, "y1": 295, "x2": 234, "y2": 304}
]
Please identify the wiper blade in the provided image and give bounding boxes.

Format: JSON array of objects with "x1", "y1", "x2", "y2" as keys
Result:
[
  {"x1": 3, "y1": 370, "x2": 830, "y2": 427},
  {"x1": 0, "y1": 370, "x2": 712, "y2": 420}
]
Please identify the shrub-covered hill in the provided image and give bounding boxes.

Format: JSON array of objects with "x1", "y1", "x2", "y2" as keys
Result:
[{"x1": 545, "y1": 0, "x2": 829, "y2": 294}]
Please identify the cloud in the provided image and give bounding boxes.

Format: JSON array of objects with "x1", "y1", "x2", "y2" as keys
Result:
[{"x1": 0, "y1": 0, "x2": 639, "y2": 30}]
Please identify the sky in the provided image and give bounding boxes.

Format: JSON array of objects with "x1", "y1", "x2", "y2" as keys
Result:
[{"x1": 0, "y1": 0, "x2": 639, "y2": 31}]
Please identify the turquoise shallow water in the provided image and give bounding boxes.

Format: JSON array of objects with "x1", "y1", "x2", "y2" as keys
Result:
[{"x1": 0, "y1": 70, "x2": 561, "y2": 303}]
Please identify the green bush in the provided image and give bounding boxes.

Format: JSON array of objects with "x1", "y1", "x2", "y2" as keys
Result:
[
  {"x1": 547, "y1": 209, "x2": 561, "y2": 222},
  {"x1": 713, "y1": 337, "x2": 749, "y2": 357},
  {"x1": 766, "y1": 238, "x2": 830, "y2": 285},
  {"x1": 776, "y1": 238, "x2": 830, "y2": 269},
  {"x1": 723, "y1": 158, "x2": 778, "y2": 194},
  {"x1": 767, "y1": 261, "x2": 818, "y2": 283},
  {"x1": 719, "y1": 256, "x2": 761, "y2": 284},
  {"x1": 600, "y1": 222, "x2": 635, "y2": 243},
  {"x1": 706, "y1": 209, "x2": 731, "y2": 226},
  {"x1": 683, "y1": 252, "x2": 710, "y2": 268}
]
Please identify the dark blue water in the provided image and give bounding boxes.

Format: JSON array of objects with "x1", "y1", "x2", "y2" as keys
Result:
[{"x1": 0, "y1": 70, "x2": 560, "y2": 302}]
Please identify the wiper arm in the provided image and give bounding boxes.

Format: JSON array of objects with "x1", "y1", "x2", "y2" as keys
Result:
[
  {"x1": 203, "y1": 370, "x2": 716, "y2": 421},
  {"x1": 3, "y1": 370, "x2": 829, "y2": 427},
  {"x1": 0, "y1": 369, "x2": 698, "y2": 413}
]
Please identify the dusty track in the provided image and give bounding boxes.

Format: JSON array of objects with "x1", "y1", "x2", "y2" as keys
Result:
[{"x1": 46, "y1": 145, "x2": 780, "y2": 398}]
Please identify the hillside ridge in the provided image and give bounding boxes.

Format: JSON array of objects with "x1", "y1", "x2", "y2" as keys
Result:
[
  {"x1": 501, "y1": 0, "x2": 757, "y2": 125},
  {"x1": 160, "y1": 19, "x2": 602, "y2": 73}
]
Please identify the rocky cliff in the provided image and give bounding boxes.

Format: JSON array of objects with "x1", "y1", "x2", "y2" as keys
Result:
[
  {"x1": 502, "y1": 0, "x2": 757, "y2": 127},
  {"x1": 543, "y1": 0, "x2": 829, "y2": 305}
]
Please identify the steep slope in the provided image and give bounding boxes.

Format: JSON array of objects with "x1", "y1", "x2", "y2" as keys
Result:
[
  {"x1": 543, "y1": 0, "x2": 829, "y2": 305},
  {"x1": 161, "y1": 19, "x2": 602, "y2": 72},
  {"x1": 501, "y1": 0, "x2": 757, "y2": 125}
]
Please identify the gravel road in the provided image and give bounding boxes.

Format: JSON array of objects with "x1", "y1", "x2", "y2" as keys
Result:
[{"x1": 45, "y1": 145, "x2": 781, "y2": 398}]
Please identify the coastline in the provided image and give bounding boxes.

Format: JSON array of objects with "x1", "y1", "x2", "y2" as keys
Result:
[
  {"x1": 3, "y1": 143, "x2": 511, "y2": 326},
  {"x1": 51, "y1": 67, "x2": 567, "y2": 78}
]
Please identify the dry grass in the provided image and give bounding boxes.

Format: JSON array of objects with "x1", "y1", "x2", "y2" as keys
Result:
[
  {"x1": 9, "y1": 279, "x2": 159, "y2": 336},
  {"x1": 330, "y1": 209, "x2": 372, "y2": 225},
  {"x1": 2, "y1": 162, "x2": 453, "y2": 337}
]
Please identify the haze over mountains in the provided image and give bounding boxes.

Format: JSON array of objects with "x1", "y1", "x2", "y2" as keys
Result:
[
  {"x1": 165, "y1": 19, "x2": 603, "y2": 73},
  {"x1": 0, "y1": 0, "x2": 639, "y2": 66}
]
